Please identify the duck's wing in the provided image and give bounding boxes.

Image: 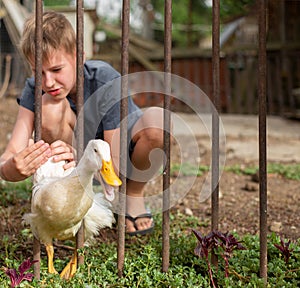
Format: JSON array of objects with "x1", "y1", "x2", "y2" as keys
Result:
[{"x1": 31, "y1": 157, "x2": 76, "y2": 210}]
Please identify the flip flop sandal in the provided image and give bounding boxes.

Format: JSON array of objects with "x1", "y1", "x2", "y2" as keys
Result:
[{"x1": 125, "y1": 213, "x2": 155, "y2": 236}]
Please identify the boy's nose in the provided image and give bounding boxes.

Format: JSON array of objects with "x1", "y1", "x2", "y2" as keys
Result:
[{"x1": 44, "y1": 73, "x2": 55, "y2": 88}]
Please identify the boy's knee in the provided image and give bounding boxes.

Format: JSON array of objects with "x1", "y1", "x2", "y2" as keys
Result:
[
  {"x1": 41, "y1": 99, "x2": 75, "y2": 143},
  {"x1": 133, "y1": 106, "x2": 172, "y2": 149},
  {"x1": 144, "y1": 127, "x2": 164, "y2": 149},
  {"x1": 42, "y1": 104, "x2": 59, "y2": 124}
]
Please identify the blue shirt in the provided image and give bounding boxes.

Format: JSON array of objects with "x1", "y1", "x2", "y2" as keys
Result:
[{"x1": 18, "y1": 60, "x2": 143, "y2": 145}]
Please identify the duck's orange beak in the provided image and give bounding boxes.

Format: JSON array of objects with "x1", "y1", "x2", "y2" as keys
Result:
[{"x1": 100, "y1": 160, "x2": 122, "y2": 187}]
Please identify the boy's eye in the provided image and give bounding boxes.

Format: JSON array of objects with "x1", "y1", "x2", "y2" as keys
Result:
[{"x1": 52, "y1": 68, "x2": 62, "y2": 72}]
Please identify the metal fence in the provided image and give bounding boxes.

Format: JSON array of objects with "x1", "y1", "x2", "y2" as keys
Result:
[{"x1": 32, "y1": 0, "x2": 269, "y2": 283}]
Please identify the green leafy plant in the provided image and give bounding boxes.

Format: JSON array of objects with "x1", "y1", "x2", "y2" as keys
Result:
[
  {"x1": 0, "y1": 180, "x2": 300, "y2": 286},
  {"x1": 170, "y1": 162, "x2": 209, "y2": 176},
  {"x1": 169, "y1": 162, "x2": 300, "y2": 180},
  {"x1": 0, "y1": 178, "x2": 32, "y2": 206},
  {"x1": 224, "y1": 162, "x2": 300, "y2": 180},
  {"x1": 268, "y1": 163, "x2": 300, "y2": 180}
]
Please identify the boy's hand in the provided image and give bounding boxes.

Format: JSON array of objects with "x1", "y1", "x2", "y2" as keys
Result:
[
  {"x1": 1, "y1": 140, "x2": 51, "y2": 181},
  {"x1": 50, "y1": 140, "x2": 76, "y2": 170}
]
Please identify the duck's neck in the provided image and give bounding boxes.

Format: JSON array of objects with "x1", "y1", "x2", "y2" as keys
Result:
[{"x1": 72, "y1": 158, "x2": 95, "y2": 187}]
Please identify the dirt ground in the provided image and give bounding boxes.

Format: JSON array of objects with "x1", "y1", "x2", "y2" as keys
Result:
[{"x1": 0, "y1": 96, "x2": 299, "y2": 242}]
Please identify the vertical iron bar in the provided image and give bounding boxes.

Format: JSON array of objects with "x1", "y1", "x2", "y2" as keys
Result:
[
  {"x1": 162, "y1": 0, "x2": 172, "y2": 273},
  {"x1": 118, "y1": 0, "x2": 130, "y2": 277},
  {"x1": 211, "y1": 0, "x2": 220, "y2": 266},
  {"x1": 211, "y1": 0, "x2": 220, "y2": 230},
  {"x1": 33, "y1": 0, "x2": 43, "y2": 280},
  {"x1": 258, "y1": 0, "x2": 268, "y2": 282},
  {"x1": 75, "y1": 0, "x2": 85, "y2": 266},
  {"x1": 34, "y1": 1, "x2": 43, "y2": 142}
]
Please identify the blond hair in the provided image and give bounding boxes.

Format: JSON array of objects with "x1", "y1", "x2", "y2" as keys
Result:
[{"x1": 20, "y1": 11, "x2": 76, "y2": 63}]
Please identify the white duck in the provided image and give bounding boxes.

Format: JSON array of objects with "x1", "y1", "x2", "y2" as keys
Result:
[{"x1": 23, "y1": 139, "x2": 122, "y2": 279}]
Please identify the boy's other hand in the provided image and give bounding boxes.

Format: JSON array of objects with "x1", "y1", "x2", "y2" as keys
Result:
[{"x1": 50, "y1": 140, "x2": 76, "y2": 170}]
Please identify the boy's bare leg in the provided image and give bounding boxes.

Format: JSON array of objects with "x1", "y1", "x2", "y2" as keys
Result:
[{"x1": 126, "y1": 107, "x2": 164, "y2": 233}]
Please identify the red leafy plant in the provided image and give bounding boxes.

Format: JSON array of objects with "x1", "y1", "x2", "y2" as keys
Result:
[
  {"x1": 192, "y1": 230, "x2": 217, "y2": 287},
  {"x1": 213, "y1": 231, "x2": 246, "y2": 277},
  {"x1": 3, "y1": 258, "x2": 38, "y2": 288},
  {"x1": 274, "y1": 236, "x2": 294, "y2": 264},
  {"x1": 192, "y1": 229, "x2": 246, "y2": 287}
]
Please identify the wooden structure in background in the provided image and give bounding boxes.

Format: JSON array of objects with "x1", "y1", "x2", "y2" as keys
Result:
[{"x1": 1, "y1": 0, "x2": 300, "y2": 116}]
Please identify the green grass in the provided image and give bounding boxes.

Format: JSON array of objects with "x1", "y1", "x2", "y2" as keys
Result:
[
  {"x1": 0, "y1": 210, "x2": 299, "y2": 287},
  {"x1": 170, "y1": 162, "x2": 209, "y2": 176},
  {"x1": 170, "y1": 162, "x2": 300, "y2": 181},
  {"x1": 0, "y1": 164, "x2": 299, "y2": 287},
  {"x1": 0, "y1": 178, "x2": 32, "y2": 206}
]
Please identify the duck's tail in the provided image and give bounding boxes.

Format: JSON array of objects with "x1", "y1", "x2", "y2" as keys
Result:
[{"x1": 84, "y1": 193, "x2": 115, "y2": 244}]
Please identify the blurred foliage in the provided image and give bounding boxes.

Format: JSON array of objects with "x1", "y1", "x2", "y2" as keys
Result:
[
  {"x1": 151, "y1": 0, "x2": 256, "y2": 47},
  {"x1": 219, "y1": 0, "x2": 256, "y2": 20},
  {"x1": 44, "y1": 0, "x2": 70, "y2": 6},
  {"x1": 152, "y1": 0, "x2": 210, "y2": 46},
  {"x1": 42, "y1": 0, "x2": 256, "y2": 47}
]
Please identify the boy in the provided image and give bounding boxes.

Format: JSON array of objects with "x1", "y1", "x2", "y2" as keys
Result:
[{"x1": 0, "y1": 11, "x2": 164, "y2": 235}]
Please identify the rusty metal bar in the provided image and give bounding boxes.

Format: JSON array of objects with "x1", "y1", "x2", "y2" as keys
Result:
[
  {"x1": 75, "y1": 0, "x2": 85, "y2": 266},
  {"x1": 34, "y1": 2, "x2": 43, "y2": 143},
  {"x1": 117, "y1": 0, "x2": 130, "y2": 277},
  {"x1": 211, "y1": 0, "x2": 220, "y2": 266},
  {"x1": 211, "y1": 0, "x2": 220, "y2": 231},
  {"x1": 162, "y1": 0, "x2": 172, "y2": 273},
  {"x1": 258, "y1": 0, "x2": 268, "y2": 282},
  {"x1": 33, "y1": 0, "x2": 43, "y2": 280}
]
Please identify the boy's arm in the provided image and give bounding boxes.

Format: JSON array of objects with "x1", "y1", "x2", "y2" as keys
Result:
[{"x1": 0, "y1": 107, "x2": 51, "y2": 181}]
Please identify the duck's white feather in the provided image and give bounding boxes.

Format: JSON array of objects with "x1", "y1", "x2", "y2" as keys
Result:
[{"x1": 84, "y1": 193, "x2": 115, "y2": 245}]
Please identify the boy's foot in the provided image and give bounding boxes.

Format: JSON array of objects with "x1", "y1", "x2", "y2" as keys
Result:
[
  {"x1": 125, "y1": 213, "x2": 154, "y2": 236},
  {"x1": 125, "y1": 196, "x2": 154, "y2": 235}
]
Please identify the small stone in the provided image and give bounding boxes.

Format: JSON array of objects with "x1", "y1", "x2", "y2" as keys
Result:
[
  {"x1": 204, "y1": 208, "x2": 211, "y2": 216},
  {"x1": 243, "y1": 182, "x2": 259, "y2": 192},
  {"x1": 270, "y1": 221, "x2": 282, "y2": 233},
  {"x1": 184, "y1": 207, "x2": 193, "y2": 216},
  {"x1": 219, "y1": 190, "x2": 223, "y2": 199},
  {"x1": 182, "y1": 198, "x2": 189, "y2": 206},
  {"x1": 251, "y1": 172, "x2": 259, "y2": 183}
]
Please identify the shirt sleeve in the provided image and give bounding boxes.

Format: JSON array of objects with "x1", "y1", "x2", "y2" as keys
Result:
[
  {"x1": 17, "y1": 77, "x2": 35, "y2": 112},
  {"x1": 102, "y1": 101, "x2": 120, "y2": 130}
]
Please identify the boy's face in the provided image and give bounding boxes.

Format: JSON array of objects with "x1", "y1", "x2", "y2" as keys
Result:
[{"x1": 30, "y1": 48, "x2": 77, "y2": 100}]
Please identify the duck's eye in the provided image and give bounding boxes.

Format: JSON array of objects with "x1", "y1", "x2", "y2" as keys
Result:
[{"x1": 94, "y1": 148, "x2": 98, "y2": 153}]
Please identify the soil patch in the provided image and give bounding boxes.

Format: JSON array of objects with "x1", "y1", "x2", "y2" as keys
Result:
[{"x1": 0, "y1": 96, "x2": 299, "y2": 245}]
